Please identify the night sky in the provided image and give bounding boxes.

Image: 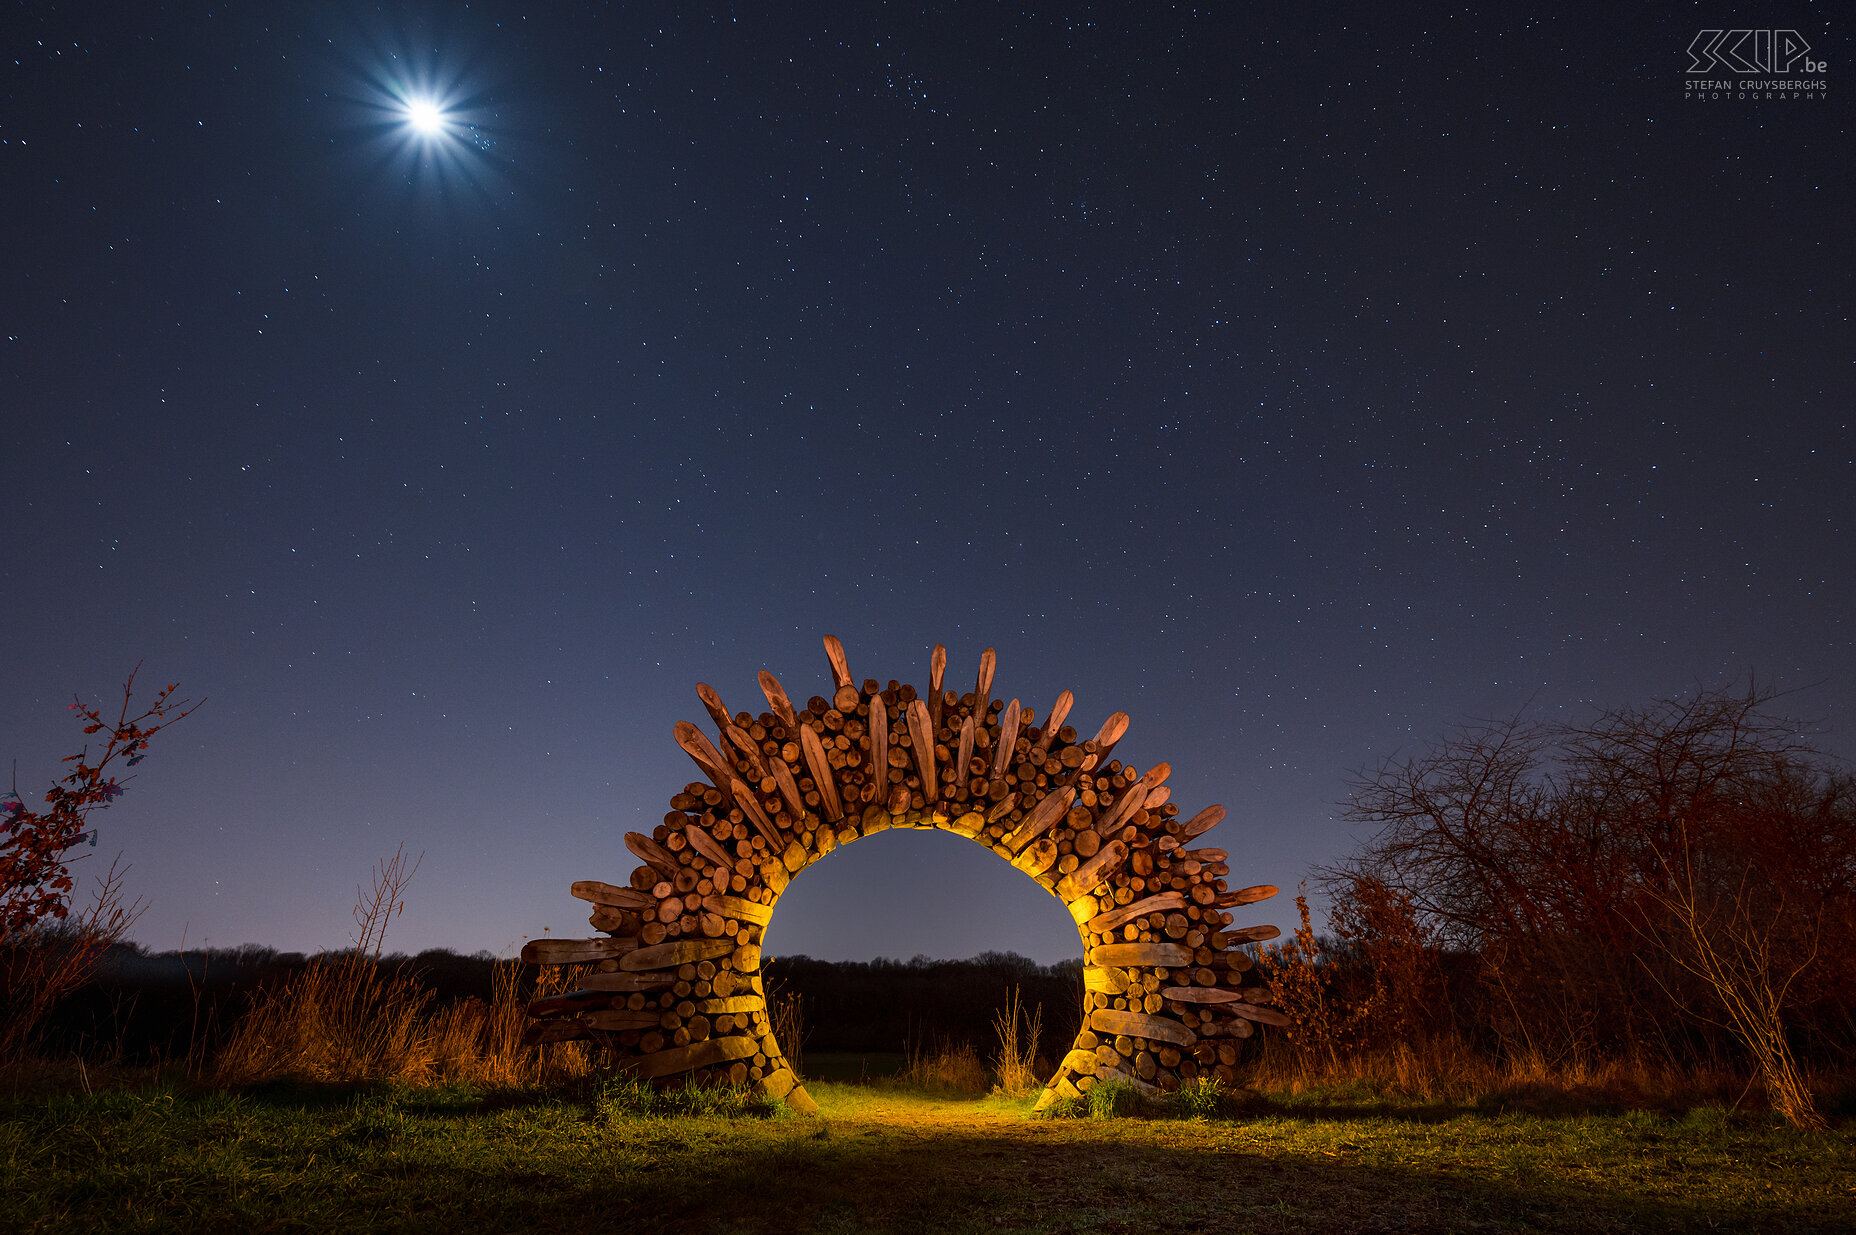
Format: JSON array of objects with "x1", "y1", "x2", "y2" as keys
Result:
[{"x1": 4, "y1": 5, "x2": 1849, "y2": 966}]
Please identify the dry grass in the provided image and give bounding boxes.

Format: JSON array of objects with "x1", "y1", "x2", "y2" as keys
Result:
[
  {"x1": 211, "y1": 847, "x2": 592, "y2": 1088},
  {"x1": 1233, "y1": 1030, "x2": 1832, "y2": 1117},
  {"x1": 990, "y1": 985, "x2": 1043, "y2": 1097},
  {"x1": 897, "y1": 1035, "x2": 990, "y2": 1096}
]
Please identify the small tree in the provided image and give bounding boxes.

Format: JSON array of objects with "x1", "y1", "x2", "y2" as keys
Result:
[{"x1": 1, "y1": 667, "x2": 197, "y2": 1063}]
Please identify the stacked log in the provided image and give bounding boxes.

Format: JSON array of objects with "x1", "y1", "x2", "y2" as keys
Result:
[{"x1": 520, "y1": 634, "x2": 1282, "y2": 1112}]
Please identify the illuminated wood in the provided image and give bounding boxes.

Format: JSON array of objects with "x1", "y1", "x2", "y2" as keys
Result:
[
  {"x1": 522, "y1": 936, "x2": 638, "y2": 965},
  {"x1": 990, "y1": 698, "x2": 1021, "y2": 786},
  {"x1": 529, "y1": 633, "x2": 1284, "y2": 1116},
  {"x1": 624, "y1": 832, "x2": 680, "y2": 879},
  {"x1": 702, "y1": 893, "x2": 774, "y2": 926},
  {"x1": 822, "y1": 634, "x2": 852, "y2": 691},
  {"x1": 1090, "y1": 1008, "x2": 1195, "y2": 1048},
  {"x1": 906, "y1": 698, "x2": 937, "y2": 799},
  {"x1": 758, "y1": 670, "x2": 799, "y2": 732},
  {"x1": 619, "y1": 938, "x2": 736, "y2": 971},
  {"x1": 798, "y1": 723, "x2": 844, "y2": 821},
  {"x1": 570, "y1": 881, "x2": 653, "y2": 911},
  {"x1": 1004, "y1": 786, "x2": 1074, "y2": 852},
  {"x1": 1086, "y1": 891, "x2": 1187, "y2": 934},
  {"x1": 1054, "y1": 839, "x2": 1129, "y2": 901},
  {"x1": 1030, "y1": 689, "x2": 1073, "y2": 760},
  {"x1": 619, "y1": 1033, "x2": 759, "y2": 1080},
  {"x1": 1090, "y1": 941, "x2": 1193, "y2": 968},
  {"x1": 695, "y1": 682, "x2": 733, "y2": 734}
]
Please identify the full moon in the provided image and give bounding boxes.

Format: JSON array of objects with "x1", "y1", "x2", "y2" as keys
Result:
[{"x1": 404, "y1": 97, "x2": 445, "y2": 135}]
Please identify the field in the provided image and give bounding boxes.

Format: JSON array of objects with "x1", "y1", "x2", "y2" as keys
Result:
[{"x1": 3, "y1": 1065, "x2": 1852, "y2": 1234}]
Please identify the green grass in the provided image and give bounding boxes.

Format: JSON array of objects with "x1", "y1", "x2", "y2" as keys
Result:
[{"x1": 2, "y1": 1078, "x2": 1852, "y2": 1233}]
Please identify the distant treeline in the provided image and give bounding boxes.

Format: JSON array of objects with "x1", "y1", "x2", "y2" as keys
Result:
[{"x1": 37, "y1": 943, "x2": 1081, "y2": 1069}]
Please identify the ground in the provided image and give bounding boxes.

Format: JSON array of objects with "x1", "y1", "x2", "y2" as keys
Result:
[{"x1": 2, "y1": 1066, "x2": 1852, "y2": 1233}]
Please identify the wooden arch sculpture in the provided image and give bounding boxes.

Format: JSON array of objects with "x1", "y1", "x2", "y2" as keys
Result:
[{"x1": 520, "y1": 636, "x2": 1286, "y2": 1113}]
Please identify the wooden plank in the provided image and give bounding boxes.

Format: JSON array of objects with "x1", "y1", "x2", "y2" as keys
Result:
[
  {"x1": 724, "y1": 723, "x2": 770, "y2": 781},
  {"x1": 702, "y1": 893, "x2": 774, "y2": 926},
  {"x1": 695, "y1": 995, "x2": 764, "y2": 1015},
  {"x1": 1097, "y1": 762, "x2": 1171, "y2": 836},
  {"x1": 570, "y1": 880, "x2": 653, "y2": 911},
  {"x1": 672, "y1": 722, "x2": 735, "y2": 805},
  {"x1": 525, "y1": 990, "x2": 615, "y2": 1018},
  {"x1": 684, "y1": 826, "x2": 735, "y2": 871},
  {"x1": 770, "y1": 758, "x2": 806, "y2": 821},
  {"x1": 1086, "y1": 891, "x2": 1188, "y2": 934},
  {"x1": 729, "y1": 776, "x2": 784, "y2": 846},
  {"x1": 1055, "y1": 838, "x2": 1129, "y2": 901},
  {"x1": 619, "y1": 937, "x2": 736, "y2": 972},
  {"x1": 583, "y1": 1009, "x2": 668, "y2": 1032},
  {"x1": 580, "y1": 971, "x2": 676, "y2": 992},
  {"x1": 522, "y1": 936, "x2": 639, "y2": 965},
  {"x1": 1178, "y1": 804, "x2": 1224, "y2": 841},
  {"x1": 1216, "y1": 1001, "x2": 1292, "y2": 1028},
  {"x1": 695, "y1": 682, "x2": 733, "y2": 734},
  {"x1": 758, "y1": 670, "x2": 799, "y2": 732},
  {"x1": 618, "y1": 1033, "x2": 759, "y2": 1081},
  {"x1": 822, "y1": 634, "x2": 852, "y2": 690},
  {"x1": 973, "y1": 647, "x2": 996, "y2": 724},
  {"x1": 1030, "y1": 689, "x2": 1073, "y2": 760},
  {"x1": 928, "y1": 644, "x2": 947, "y2": 729},
  {"x1": 1089, "y1": 1008, "x2": 1195, "y2": 1048},
  {"x1": 1003, "y1": 786, "x2": 1075, "y2": 852},
  {"x1": 798, "y1": 723, "x2": 844, "y2": 822},
  {"x1": 1083, "y1": 965, "x2": 1129, "y2": 994},
  {"x1": 1159, "y1": 986, "x2": 1245, "y2": 1004},
  {"x1": 906, "y1": 698, "x2": 937, "y2": 800},
  {"x1": 867, "y1": 693, "x2": 888, "y2": 787},
  {"x1": 954, "y1": 715, "x2": 976, "y2": 791},
  {"x1": 625, "y1": 831, "x2": 680, "y2": 879},
  {"x1": 1217, "y1": 884, "x2": 1279, "y2": 908},
  {"x1": 990, "y1": 698, "x2": 1021, "y2": 786},
  {"x1": 1089, "y1": 711, "x2": 1130, "y2": 768},
  {"x1": 1089, "y1": 941, "x2": 1193, "y2": 969}
]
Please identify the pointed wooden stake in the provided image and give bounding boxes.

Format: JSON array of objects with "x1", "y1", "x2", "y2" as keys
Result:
[
  {"x1": 1030, "y1": 689, "x2": 1074, "y2": 760},
  {"x1": 673, "y1": 722, "x2": 736, "y2": 806},
  {"x1": 906, "y1": 697, "x2": 937, "y2": 799},
  {"x1": 928, "y1": 644, "x2": 947, "y2": 729},
  {"x1": 868, "y1": 691, "x2": 889, "y2": 788},
  {"x1": 822, "y1": 635, "x2": 852, "y2": 691},
  {"x1": 1178, "y1": 804, "x2": 1225, "y2": 841},
  {"x1": 990, "y1": 698, "x2": 1022, "y2": 786},
  {"x1": 695, "y1": 683, "x2": 733, "y2": 734},
  {"x1": 729, "y1": 776, "x2": 784, "y2": 846},
  {"x1": 973, "y1": 647, "x2": 996, "y2": 725},
  {"x1": 799, "y1": 723, "x2": 844, "y2": 822},
  {"x1": 1004, "y1": 785, "x2": 1075, "y2": 852},
  {"x1": 724, "y1": 722, "x2": 770, "y2": 781},
  {"x1": 954, "y1": 715, "x2": 976, "y2": 796},
  {"x1": 758, "y1": 671, "x2": 799, "y2": 732}
]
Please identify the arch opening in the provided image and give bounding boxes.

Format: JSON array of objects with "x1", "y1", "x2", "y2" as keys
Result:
[{"x1": 520, "y1": 636, "x2": 1284, "y2": 1113}]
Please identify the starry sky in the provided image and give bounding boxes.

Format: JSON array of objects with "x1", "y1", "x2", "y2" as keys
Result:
[{"x1": 3, "y1": 4, "x2": 1849, "y2": 966}]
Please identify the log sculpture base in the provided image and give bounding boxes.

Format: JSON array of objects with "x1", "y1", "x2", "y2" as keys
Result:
[{"x1": 521, "y1": 635, "x2": 1283, "y2": 1112}]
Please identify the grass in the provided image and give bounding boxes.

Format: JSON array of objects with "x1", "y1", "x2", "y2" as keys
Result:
[{"x1": 2, "y1": 1076, "x2": 1851, "y2": 1233}]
